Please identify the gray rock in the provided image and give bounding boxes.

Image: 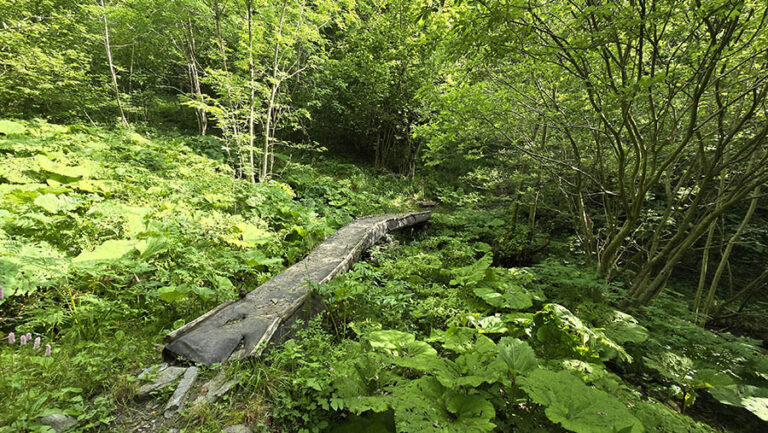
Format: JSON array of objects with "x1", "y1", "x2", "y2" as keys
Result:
[
  {"x1": 194, "y1": 371, "x2": 238, "y2": 405},
  {"x1": 138, "y1": 366, "x2": 186, "y2": 396},
  {"x1": 222, "y1": 425, "x2": 252, "y2": 433},
  {"x1": 164, "y1": 366, "x2": 198, "y2": 416},
  {"x1": 38, "y1": 414, "x2": 77, "y2": 432},
  {"x1": 417, "y1": 199, "x2": 438, "y2": 207},
  {"x1": 138, "y1": 362, "x2": 168, "y2": 380}
]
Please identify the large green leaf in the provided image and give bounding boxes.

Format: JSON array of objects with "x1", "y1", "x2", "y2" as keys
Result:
[
  {"x1": 427, "y1": 327, "x2": 477, "y2": 353},
  {"x1": 392, "y1": 377, "x2": 496, "y2": 433},
  {"x1": 329, "y1": 412, "x2": 395, "y2": 433},
  {"x1": 136, "y1": 237, "x2": 168, "y2": 259},
  {"x1": 709, "y1": 384, "x2": 768, "y2": 421},
  {"x1": 157, "y1": 285, "x2": 191, "y2": 303},
  {"x1": 497, "y1": 337, "x2": 538, "y2": 375},
  {"x1": 33, "y1": 194, "x2": 81, "y2": 214},
  {"x1": 518, "y1": 369, "x2": 644, "y2": 433},
  {"x1": 449, "y1": 254, "x2": 492, "y2": 287},
  {"x1": 36, "y1": 155, "x2": 94, "y2": 181},
  {"x1": 73, "y1": 240, "x2": 136, "y2": 263},
  {"x1": 632, "y1": 400, "x2": 711, "y2": 432},
  {"x1": 368, "y1": 330, "x2": 418, "y2": 354},
  {"x1": 471, "y1": 315, "x2": 508, "y2": 334},
  {"x1": 0, "y1": 120, "x2": 26, "y2": 135},
  {"x1": 368, "y1": 330, "x2": 441, "y2": 372},
  {"x1": 243, "y1": 250, "x2": 283, "y2": 270},
  {"x1": 0, "y1": 241, "x2": 69, "y2": 297},
  {"x1": 473, "y1": 286, "x2": 532, "y2": 310},
  {"x1": 603, "y1": 311, "x2": 648, "y2": 344}
]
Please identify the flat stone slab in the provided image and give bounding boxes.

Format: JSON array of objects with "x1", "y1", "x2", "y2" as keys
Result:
[
  {"x1": 137, "y1": 366, "x2": 186, "y2": 396},
  {"x1": 38, "y1": 414, "x2": 77, "y2": 432},
  {"x1": 165, "y1": 366, "x2": 198, "y2": 416},
  {"x1": 223, "y1": 425, "x2": 252, "y2": 433},
  {"x1": 194, "y1": 371, "x2": 238, "y2": 405},
  {"x1": 137, "y1": 362, "x2": 168, "y2": 380},
  {"x1": 163, "y1": 212, "x2": 429, "y2": 365}
]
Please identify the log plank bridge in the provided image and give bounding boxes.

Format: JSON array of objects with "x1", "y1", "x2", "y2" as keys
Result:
[{"x1": 163, "y1": 212, "x2": 430, "y2": 366}]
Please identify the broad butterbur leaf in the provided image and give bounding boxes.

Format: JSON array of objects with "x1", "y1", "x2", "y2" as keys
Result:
[
  {"x1": 157, "y1": 285, "x2": 191, "y2": 303},
  {"x1": 36, "y1": 155, "x2": 94, "y2": 181},
  {"x1": 603, "y1": 311, "x2": 648, "y2": 344},
  {"x1": 427, "y1": 327, "x2": 476, "y2": 353},
  {"x1": 0, "y1": 120, "x2": 26, "y2": 135},
  {"x1": 392, "y1": 377, "x2": 496, "y2": 433},
  {"x1": 368, "y1": 330, "x2": 416, "y2": 353},
  {"x1": 474, "y1": 285, "x2": 532, "y2": 310},
  {"x1": 136, "y1": 237, "x2": 168, "y2": 259},
  {"x1": 449, "y1": 254, "x2": 492, "y2": 287},
  {"x1": 470, "y1": 315, "x2": 507, "y2": 333},
  {"x1": 497, "y1": 337, "x2": 538, "y2": 375},
  {"x1": 518, "y1": 369, "x2": 644, "y2": 433},
  {"x1": 243, "y1": 250, "x2": 283, "y2": 270},
  {"x1": 709, "y1": 384, "x2": 768, "y2": 421},
  {"x1": 632, "y1": 400, "x2": 710, "y2": 432},
  {"x1": 73, "y1": 240, "x2": 136, "y2": 263},
  {"x1": 227, "y1": 223, "x2": 273, "y2": 247},
  {"x1": 33, "y1": 194, "x2": 81, "y2": 214}
]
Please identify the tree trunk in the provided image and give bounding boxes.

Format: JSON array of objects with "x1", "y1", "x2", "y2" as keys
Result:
[
  {"x1": 246, "y1": 0, "x2": 256, "y2": 184},
  {"x1": 260, "y1": 0, "x2": 288, "y2": 183},
  {"x1": 693, "y1": 219, "x2": 717, "y2": 319},
  {"x1": 185, "y1": 17, "x2": 207, "y2": 135},
  {"x1": 99, "y1": 0, "x2": 128, "y2": 128},
  {"x1": 699, "y1": 187, "x2": 760, "y2": 323},
  {"x1": 261, "y1": 85, "x2": 278, "y2": 182}
]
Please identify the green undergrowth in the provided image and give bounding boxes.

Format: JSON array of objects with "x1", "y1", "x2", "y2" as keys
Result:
[
  {"x1": 2, "y1": 119, "x2": 767, "y2": 433},
  {"x1": 208, "y1": 211, "x2": 768, "y2": 433},
  {"x1": 0, "y1": 119, "x2": 423, "y2": 431}
]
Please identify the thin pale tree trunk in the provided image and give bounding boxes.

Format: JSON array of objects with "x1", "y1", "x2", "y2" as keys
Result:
[
  {"x1": 185, "y1": 17, "x2": 207, "y2": 135},
  {"x1": 99, "y1": 0, "x2": 128, "y2": 128},
  {"x1": 261, "y1": 0, "x2": 288, "y2": 183},
  {"x1": 246, "y1": 0, "x2": 256, "y2": 184}
]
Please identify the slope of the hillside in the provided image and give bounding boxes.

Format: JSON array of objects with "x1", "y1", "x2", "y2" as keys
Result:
[
  {"x1": 2, "y1": 120, "x2": 767, "y2": 433},
  {"x1": 0, "y1": 119, "x2": 422, "y2": 431}
]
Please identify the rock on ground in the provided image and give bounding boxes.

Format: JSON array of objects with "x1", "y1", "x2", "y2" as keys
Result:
[
  {"x1": 138, "y1": 362, "x2": 168, "y2": 380},
  {"x1": 38, "y1": 414, "x2": 77, "y2": 432},
  {"x1": 194, "y1": 371, "x2": 238, "y2": 405},
  {"x1": 164, "y1": 366, "x2": 199, "y2": 416},
  {"x1": 222, "y1": 425, "x2": 252, "y2": 433},
  {"x1": 137, "y1": 366, "x2": 186, "y2": 396}
]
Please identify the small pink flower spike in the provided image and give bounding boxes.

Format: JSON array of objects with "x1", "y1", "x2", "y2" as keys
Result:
[
  {"x1": 45, "y1": 344, "x2": 51, "y2": 357},
  {"x1": 25, "y1": 333, "x2": 32, "y2": 341},
  {"x1": 0, "y1": 285, "x2": 4, "y2": 299},
  {"x1": 7, "y1": 332, "x2": 14, "y2": 344},
  {"x1": 20, "y1": 335, "x2": 27, "y2": 345},
  {"x1": 33, "y1": 337, "x2": 41, "y2": 350}
]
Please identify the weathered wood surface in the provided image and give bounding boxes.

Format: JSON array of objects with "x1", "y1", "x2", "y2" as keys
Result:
[{"x1": 163, "y1": 211, "x2": 430, "y2": 365}]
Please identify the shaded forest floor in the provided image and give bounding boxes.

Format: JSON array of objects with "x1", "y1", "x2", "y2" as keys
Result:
[{"x1": 2, "y1": 120, "x2": 767, "y2": 432}]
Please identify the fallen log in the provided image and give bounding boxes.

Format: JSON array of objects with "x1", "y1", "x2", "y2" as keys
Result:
[{"x1": 163, "y1": 211, "x2": 430, "y2": 365}]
